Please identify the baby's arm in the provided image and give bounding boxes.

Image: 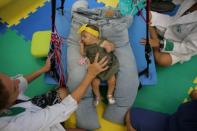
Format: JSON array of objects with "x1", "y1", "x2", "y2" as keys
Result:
[
  {"x1": 78, "y1": 40, "x2": 88, "y2": 65},
  {"x1": 101, "y1": 40, "x2": 115, "y2": 53},
  {"x1": 79, "y1": 40, "x2": 85, "y2": 56}
]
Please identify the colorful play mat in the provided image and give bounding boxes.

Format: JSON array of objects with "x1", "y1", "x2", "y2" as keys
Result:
[{"x1": 0, "y1": 0, "x2": 197, "y2": 130}]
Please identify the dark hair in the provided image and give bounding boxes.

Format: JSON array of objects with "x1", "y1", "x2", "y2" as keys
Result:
[
  {"x1": 86, "y1": 24, "x2": 99, "y2": 32},
  {"x1": 0, "y1": 79, "x2": 10, "y2": 111}
]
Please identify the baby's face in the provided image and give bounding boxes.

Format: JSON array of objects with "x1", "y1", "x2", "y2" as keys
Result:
[{"x1": 81, "y1": 31, "x2": 96, "y2": 45}]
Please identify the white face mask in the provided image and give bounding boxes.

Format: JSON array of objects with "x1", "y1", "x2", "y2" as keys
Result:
[
  {"x1": 11, "y1": 75, "x2": 29, "y2": 100},
  {"x1": 11, "y1": 75, "x2": 26, "y2": 94}
]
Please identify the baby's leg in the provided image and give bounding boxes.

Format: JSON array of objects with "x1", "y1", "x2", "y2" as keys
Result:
[
  {"x1": 107, "y1": 75, "x2": 116, "y2": 104},
  {"x1": 67, "y1": 44, "x2": 100, "y2": 130},
  {"x1": 107, "y1": 75, "x2": 116, "y2": 96},
  {"x1": 104, "y1": 44, "x2": 139, "y2": 124},
  {"x1": 92, "y1": 78, "x2": 101, "y2": 98},
  {"x1": 92, "y1": 78, "x2": 101, "y2": 106}
]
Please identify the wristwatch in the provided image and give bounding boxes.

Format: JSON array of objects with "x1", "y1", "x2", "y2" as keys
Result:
[{"x1": 159, "y1": 40, "x2": 164, "y2": 49}]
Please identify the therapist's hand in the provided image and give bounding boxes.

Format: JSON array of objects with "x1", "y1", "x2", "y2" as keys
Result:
[
  {"x1": 140, "y1": 38, "x2": 160, "y2": 48},
  {"x1": 87, "y1": 53, "x2": 109, "y2": 78},
  {"x1": 41, "y1": 57, "x2": 51, "y2": 73},
  {"x1": 140, "y1": 26, "x2": 160, "y2": 48}
]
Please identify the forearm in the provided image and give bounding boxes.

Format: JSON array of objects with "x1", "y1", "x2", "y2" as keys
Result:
[
  {"x1": 80, "y1": 45, "x2": 85, "y2": 56},
  {"x1": 80, "y1": 48, "x2": 85, "y2": 56},
  {"x1": 24, "y1": 67, "x2": 46, "y2": 83},
  {"x1": 71, "y1": 73, "x2": 95, "y2": 103},
  {"x1": 5, "y1": 96, "x2": 77, "y2": 131},
  {"x1": 153, "y1": 48, "x2": 172, "y2": 66}
]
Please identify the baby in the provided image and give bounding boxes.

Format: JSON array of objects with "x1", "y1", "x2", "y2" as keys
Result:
[{"x1": 78, "y1": 24, "x2": 119, "y2": 106}]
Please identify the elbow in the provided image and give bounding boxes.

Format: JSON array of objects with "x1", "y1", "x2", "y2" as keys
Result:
[
  {"x1": 153, "y1": 51, "x2": 173, "y2": 67},
  {"x1": 156, "y1": 58, "x2": 172, "y2": 67}
]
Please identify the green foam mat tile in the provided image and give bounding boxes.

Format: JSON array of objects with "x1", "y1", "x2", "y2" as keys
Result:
[
  {"x1": 0, "y1": 29, "x2": 54, "y2": 97},
  {"x1": 134, "y1": 56, "x2": 197, "y2": 114}
]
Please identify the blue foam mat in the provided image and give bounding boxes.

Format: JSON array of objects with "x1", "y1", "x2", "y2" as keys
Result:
[
  {"x1": 10, "y1": 0, "x2": 104, "y2": 41},
  {"x1": 129, "y1": 9, "x2": 157, "y2": 85},
  {"x1": 55, "y1": 0, "x2": 104, "y2": 39},
  {"x1": 44, "y1": 0, "x2": 157, "y2": 85},
  {"x1": 11, "y1": 2, "x2": 51, "y2": 41},
  {"x1": 0, "y1": 22, "x2": 7, "y2": 34}
]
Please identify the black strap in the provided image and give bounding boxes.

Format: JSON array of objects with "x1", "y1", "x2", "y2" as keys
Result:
[
  {"x1": 57, "y1": 0, "x2": 65, "y2": 15},
  {"x1": 139, "y1": 0, "x2": 151, "y2": 78},
  {"x1": 51, "y1": 0, "x2": 56, "y2": 32},
  {"x1": 15, "y1": 99, "x2": 29, "y2": 104},
  {"x1": 138, "y1": 82, "x2": 142, "y2": 90}
]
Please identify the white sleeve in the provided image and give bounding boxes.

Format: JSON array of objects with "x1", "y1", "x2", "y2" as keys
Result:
[
  {"x1": 162, "y1": 31, "x2": 197, "y2": 55},
  {"x1": 3, "y1": 95, "x2": 78, "y2": 131},
  {"x1": 151, "y1": 11, "x2": 173, "y2": 28}
]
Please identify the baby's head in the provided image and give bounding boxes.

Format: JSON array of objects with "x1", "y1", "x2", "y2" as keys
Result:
[{"x1": 78, "y1": 24, "x2": 99, "y2": 45}]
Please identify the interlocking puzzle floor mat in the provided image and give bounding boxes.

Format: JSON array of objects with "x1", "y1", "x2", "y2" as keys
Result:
[
  {"x1": 1, "y1": 28, "x2": 196, "y2": 128},
  {"x1": 0, "y1": 22, "x2": 7, "y2": 34},
  {"x1": 0, "y1": 0, "x2": 196, "y2": 130},
  {"x1": 134, "y1": 56, "x2": 197, "y2": 114},
  {"x1": 97, "y1": 0, "x2": 119, "y2": 7},
  {"x1": 0, "y1": 29, "x2": 54, "y2": 97},
  {"x1": 0, "y1": 0, "x2": 47, "y2": 27},
  {"x1": 10, "y1": 2, "x2": 51, "y2": 41}
]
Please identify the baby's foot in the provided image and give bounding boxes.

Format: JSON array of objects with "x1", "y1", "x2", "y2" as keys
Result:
[
  {"x1": 107, "y1": 95, "x2": 115, "y2": 104},
  {"x1": 94, "y1": 97, "x2": 100, "y2": 106}
]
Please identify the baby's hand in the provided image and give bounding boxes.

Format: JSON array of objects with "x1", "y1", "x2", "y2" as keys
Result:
[
  {"x1": 101, "y1": 41, "x2": 114, "y2": 53},
  {"x1": 79, "y1": 40, "x2": 84, "y2": 46}
]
